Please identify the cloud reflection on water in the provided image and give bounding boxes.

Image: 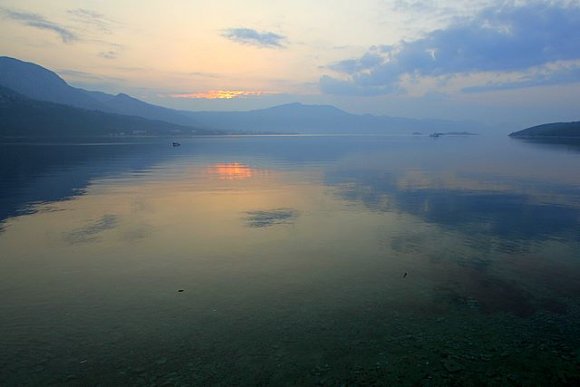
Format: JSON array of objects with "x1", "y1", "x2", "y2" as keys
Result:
[
  {"x1": 63, "y1": 214, "x2": 118, "y2": 244},
  {"x1": 243, "y1": 208, "x2": 299, "y2": 228}
]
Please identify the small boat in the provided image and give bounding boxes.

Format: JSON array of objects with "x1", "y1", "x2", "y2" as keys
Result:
[
  {"x1": 429, "y1": 132, "x2": 442, "y2": 138},
  {"x1": 172, "y1": 142, "x2": 181, "y2": 147}
]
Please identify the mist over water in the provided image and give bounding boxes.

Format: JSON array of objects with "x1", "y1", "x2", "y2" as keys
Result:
[{"x1": 1, "y1": 135, "x2": 580, "y2": 385}]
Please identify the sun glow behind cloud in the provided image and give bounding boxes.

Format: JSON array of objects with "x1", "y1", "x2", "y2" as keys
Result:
[{"x1": 170, "y1": 90, "x2": 277, "y2": 99}]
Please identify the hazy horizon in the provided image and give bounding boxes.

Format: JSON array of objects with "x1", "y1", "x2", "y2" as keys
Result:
[{"x1": 2, "y1": 1, "x2": 580, "y2": 128}]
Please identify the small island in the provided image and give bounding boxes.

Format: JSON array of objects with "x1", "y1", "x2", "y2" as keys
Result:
[
  {"x1": 429, "y1": 131, "x2": 478, "y2": 137},
  {"x1": 509, "y1": 121, "x2": 580, "y2": 138}
]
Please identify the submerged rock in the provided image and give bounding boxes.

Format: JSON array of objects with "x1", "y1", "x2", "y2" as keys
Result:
[{"x1": 443, "y1": 359, "x2": 464, "y2": 373}]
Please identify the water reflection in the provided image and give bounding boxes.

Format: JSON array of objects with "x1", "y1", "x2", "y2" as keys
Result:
[
  {"x1": 64, "y1": 214, "x2": 118, "y2": 244},
  {"x1": 0, "y1": 141, "x2": 168, "y2": 231},
  {"x1": 244, "y1": 208, "x2": 299, "y2": 228},
  {"x1": 512, "y1": 136, "x2": 580, "y2": 154},
  {"x1": 1, "y1": 136, "x2": 579, "y2": 385},
  {"x1": 208, "y1": 162, "x2": 260, "y2": 180},
  {"x1": 328, "y1": 168, "x2": 580, "y2": 243}
]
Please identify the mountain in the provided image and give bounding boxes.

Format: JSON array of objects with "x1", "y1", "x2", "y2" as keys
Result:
[
  {"x1": 183, "y1": 103, "x2": 482, "y2": 134},
  {"x1": 0, "y1": 56, "x2": 110, "y2": 111},
  {"x1": 84, "y1": 90, "x2": 197, "y2": 126},
  {"x1": 0, "y1": 56, "x2": 195, "y2": 125},
  {"x1": 0, "y1": 85, "x2": 213, "y2": 137},
  {"x1": 509, "y1": 122, "x2": 580, "y2": 138},
  {"x1": 0, "y1": 56, "x2": 485, "y2": 134}
]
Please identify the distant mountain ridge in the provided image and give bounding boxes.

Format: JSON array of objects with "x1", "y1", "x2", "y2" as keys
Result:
[
  {"x1": 0, "y1": 56, "x2": 485, "y2": 134},
  {"x1": 509, "y1": 122, "x2": 580, "y2": 138},
  {"x1": 181, "y1": 102, "x2": 482, "y2": 134},
  {"x1": 0, "y1": 57, "x2": 195, "y2": 125},
  {"x1": 84, "y1": 89, "x2": 196, "y2": 126},
  {"x1": 0, "y1": 57, "x2": 110, "y2": 111},
  {"x1": 0, "y1": 85, "x2": 213, "y2": 137}
]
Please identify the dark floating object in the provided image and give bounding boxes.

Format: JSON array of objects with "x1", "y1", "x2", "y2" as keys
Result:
[
  {"x1": 177, "y1": 289, "x2": 184, "y2": 292},
  {"x1": 403, "y1": 272, "x2": 408, "y2": 278},
  {"x1": 172, "y1": 142, "x2": 181, "y2": 147}
]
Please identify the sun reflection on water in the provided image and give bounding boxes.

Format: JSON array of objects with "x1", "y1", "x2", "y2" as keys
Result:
[{"x1": 208, "y1": 163, "x2": 267, "y2": 180}]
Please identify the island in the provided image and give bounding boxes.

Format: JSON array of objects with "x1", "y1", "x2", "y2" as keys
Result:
[
  {"x1": 429, "y1": 131, "x2": 478, "y2": 137},
  {"x1": 509, "y1": 121, "x2": 580, "y2": 138}
]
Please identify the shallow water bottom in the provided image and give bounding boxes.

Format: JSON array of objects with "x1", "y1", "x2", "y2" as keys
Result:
[{"x1": 1, "y1": 136, "x2": 580, "y2": 385}]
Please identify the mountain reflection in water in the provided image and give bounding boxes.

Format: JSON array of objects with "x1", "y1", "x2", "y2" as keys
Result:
[{"x1": 0, "y1": 135, "x2": 579, "y2": 385}]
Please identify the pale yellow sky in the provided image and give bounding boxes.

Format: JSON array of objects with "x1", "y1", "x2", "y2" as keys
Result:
[
  {"x1": 0, "y1": 0, "x2": 411, "y2": 94},
  {"x1": 2, "y1": 0, "x2": 580, "y2": 126}
]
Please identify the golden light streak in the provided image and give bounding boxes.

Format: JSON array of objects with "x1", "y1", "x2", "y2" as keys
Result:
[{"x1": 170, "y1": 90, "x2": 276, "y2": 99}]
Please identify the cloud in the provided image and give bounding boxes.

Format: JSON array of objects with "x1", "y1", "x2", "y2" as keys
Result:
[
  {"x1": 222, "y1": 28, "x2": 286, "y2": 48},
  {"x1": 463, "y1": 63, "x2": 580, "y2": 93},
  {"x1": 390, "y1": 0, "x2": 494, "y2": 17},
  {"x1": 67, "y1": 8, "x2": 114, "y2": 33},
  {"x1": 1, "y1": 7, "x2": 120, "y2": 59},
  {"x1": 1, "y1": 8, "x2": 77, "y2": 43},
  {"x1": 188, "y1": 71, "x2": 221, "y2": 79},
  {"x1": 67, "y1": 8, "x2": 122, "y2": 59},
  {"x1": 99, "y1": 51, "x2": 118, "y2": 60},
  {"x1": 321, "y1": 2, "x2": 580, "y2": 95}
]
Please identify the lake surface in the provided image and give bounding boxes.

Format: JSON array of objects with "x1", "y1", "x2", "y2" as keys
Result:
[{"x1": 1, "y1": 135, "x2": 579, "y2": 385}]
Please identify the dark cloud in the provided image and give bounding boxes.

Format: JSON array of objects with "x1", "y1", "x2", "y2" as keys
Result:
[
  {"x1": 321, "y1": 2, "x2": 580, "y2": 95},
  {"x1": 1, "y1": 8, "x2": 77, "y2": 43},
  {"x1": 222, "y1": 28, "x2": 286, "y2": 48}
]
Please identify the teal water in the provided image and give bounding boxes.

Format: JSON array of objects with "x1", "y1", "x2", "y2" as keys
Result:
[{"x1": 1, "y1": 135, "x2": 579, "y2": 385}]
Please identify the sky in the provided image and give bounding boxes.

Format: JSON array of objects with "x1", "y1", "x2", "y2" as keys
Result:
[{"x1": 1, "y1": 0, "x2": 580, "y2": 127}]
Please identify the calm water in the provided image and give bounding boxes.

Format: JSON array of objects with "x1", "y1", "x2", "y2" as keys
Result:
[{"x1": 1, "y1": 135, "x2": 579, "y2": 385}]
